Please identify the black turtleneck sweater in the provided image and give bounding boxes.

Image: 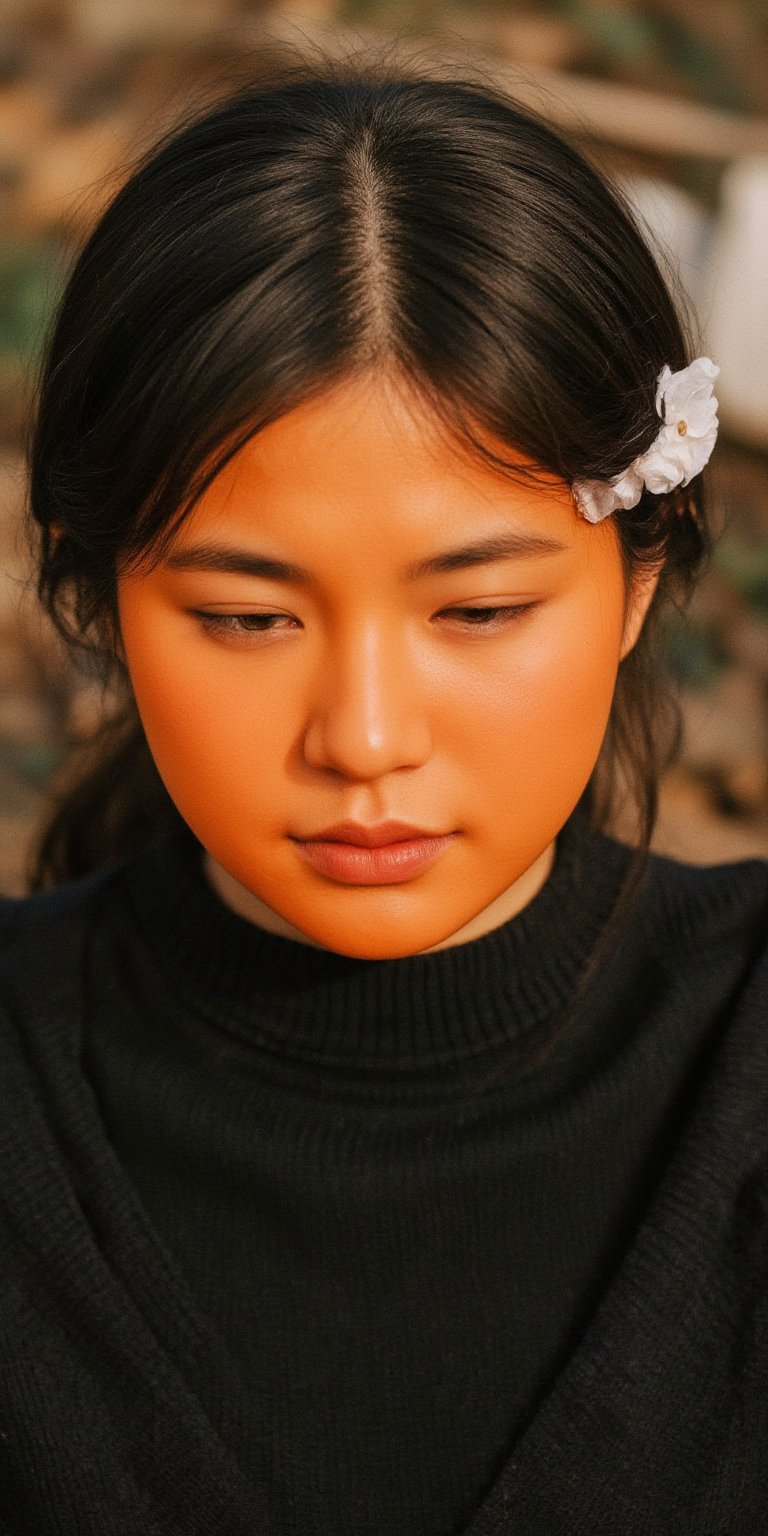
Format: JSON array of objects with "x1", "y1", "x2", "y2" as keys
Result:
[{"x1": 1, "y1": 810, "x2": 767, "y2": 1535}]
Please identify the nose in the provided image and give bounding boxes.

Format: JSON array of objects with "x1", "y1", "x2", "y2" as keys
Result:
[{"x1": 301, "y1": 617, "x2": 432, "y2": 780}]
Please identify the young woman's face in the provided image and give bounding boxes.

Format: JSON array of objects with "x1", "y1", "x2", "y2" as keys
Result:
[{"x1": 116, "y1": 375, "x2": 654, "y2": 959}]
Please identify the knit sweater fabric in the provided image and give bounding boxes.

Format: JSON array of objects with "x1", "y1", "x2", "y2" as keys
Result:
[{"x1": 0, "y1": 809, "x2": 767, "y2": 1535}]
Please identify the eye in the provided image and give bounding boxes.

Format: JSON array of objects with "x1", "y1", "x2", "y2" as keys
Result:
[
  {"x1": 190, "y1": 611, "x2": 298, "y2": 638},
  {"x1": 436, "y1": 603, "x2": 539, "y2": 631}
]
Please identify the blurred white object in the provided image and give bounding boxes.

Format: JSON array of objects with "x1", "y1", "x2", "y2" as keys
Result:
[
  {"x1": 617, "y1": 174, "x2": 714, "y2": 321},
  {"x1": 705, "y1": 157, "x2": 768, "y2": 450}
]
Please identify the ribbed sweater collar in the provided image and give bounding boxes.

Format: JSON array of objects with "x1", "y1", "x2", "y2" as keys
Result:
[{"x1": 124, "y1": 809, "x2": 631, "y2": 1071}]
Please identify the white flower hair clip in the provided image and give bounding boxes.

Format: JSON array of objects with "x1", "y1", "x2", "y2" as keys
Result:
[{"x1": 572, "y1": 356, "x2": 720, "y2": 524}]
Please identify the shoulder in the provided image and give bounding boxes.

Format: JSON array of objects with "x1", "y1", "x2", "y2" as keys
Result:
[
  {"x1": 581, "y1": 826, "x2": 768, "y2": 1041},
  {"x1": 0, "y1": 865, "x2": 131, "y2": 1140},
  {"x1": 615, "y1": 842, "x2": 768, "y2": 1081},
  {"x1": 0, "y1": 861, "x2": 126, "y2": 995},
  {"x1": 0, "y1": 863, "x2": 119, "y2": 930},
  {"x1": 640, "y1": 842, "x2": 768, "y2": 954},
  {"x1": 617, "y1": 845, "x2": 768, "y2": 1191}
]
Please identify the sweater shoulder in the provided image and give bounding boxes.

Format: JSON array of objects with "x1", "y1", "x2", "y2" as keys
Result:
[
  {"x1": 0, "y1": 863, "x2": 124, "y2": 998},
  {"x1": 640, "y1": 843, "x2": 768, "y2": 951}
]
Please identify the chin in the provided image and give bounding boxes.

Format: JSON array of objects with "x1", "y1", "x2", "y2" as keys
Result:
[
  {"x1": 318, "y1": 937, "x2": 435, "y2": 961},
  {"x1": 289, "y1": 915, "x2": 459, "y2": 961}
]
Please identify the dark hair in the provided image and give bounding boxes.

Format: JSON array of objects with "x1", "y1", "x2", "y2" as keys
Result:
[{"x1": 25, "y1": 57, "x2": 708, "y2": 907}]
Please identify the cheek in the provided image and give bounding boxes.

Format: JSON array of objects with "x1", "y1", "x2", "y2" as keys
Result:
[
  {"x1": 522, "y1": 624, "x2": 620, "y2": 759},
  {"x1": 455, "y1": 597, "x2": 624, "y2": 826},
  {"x1": 117, "y1": 596, "x2": 287, "y2": 817}
]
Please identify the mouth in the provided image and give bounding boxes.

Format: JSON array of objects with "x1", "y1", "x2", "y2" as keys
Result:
[
  {"x1": 291, "y1": 831, "x2": 459, "y2": 886},
  {"x1": 292, "y1": 820, "x2": 449, "y2": 848}
]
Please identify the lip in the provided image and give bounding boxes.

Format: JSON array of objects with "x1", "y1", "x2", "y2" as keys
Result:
[
  {"x1": 291, "y1": 830, "x2": 458, "y2": 885},
  {"x1": 293, "y1": 819, "x2": 446, "y2": 848}
]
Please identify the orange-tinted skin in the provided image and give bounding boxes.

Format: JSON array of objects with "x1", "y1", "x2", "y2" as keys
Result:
[{"x1": 116, "y1": 374, "x2": 657, "y2": 959}]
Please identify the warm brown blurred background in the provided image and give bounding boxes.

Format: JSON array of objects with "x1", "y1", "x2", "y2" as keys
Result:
[{"x1": 2, "y1": 0, "x2": 768, "y2": 895}]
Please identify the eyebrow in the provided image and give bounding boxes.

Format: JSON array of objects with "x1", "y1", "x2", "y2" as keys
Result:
[{"x1": 164, "y1": 531, "x2": 566, "y2": 583}]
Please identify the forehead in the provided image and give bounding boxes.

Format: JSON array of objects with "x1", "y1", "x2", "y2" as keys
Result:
[{"x1": 172, "y1": 375, "x2": 579, "y2": 558}]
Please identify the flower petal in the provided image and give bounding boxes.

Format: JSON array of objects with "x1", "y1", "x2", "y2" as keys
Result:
[
  {"x1": 655, "y1": 357, "x2": 720, "y2": 422},
  {"x1": 572, "y1": 464, "x2": 644, "y2": 521},
  {"x1": 573, "y1": 357, "x2": 719, "y2": 522},
  {"x1": 571, "y1": 479, "x2": 617, "y2": 522}
]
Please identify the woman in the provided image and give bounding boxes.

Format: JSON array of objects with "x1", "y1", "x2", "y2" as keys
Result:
[{"x1": 1, "y1": 59, "x2": 766, "y2": 1534}]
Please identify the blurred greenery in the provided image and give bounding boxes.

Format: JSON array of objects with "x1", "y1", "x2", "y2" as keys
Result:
[
  {"x1": 714, "y1": 534, "x2": 768, "y2": 614},
  {"x1": 563, "y1": 1, "x2": 659, "y2": 65},
  {"x1": 662, "y1": 610, "x2": 730, "y2": 693},
  {"x1": 0, "y1": 737, "x2": 65, "y2": 786},
  {"x1": 0, "y1": 243, "x2": 63, "y2": 362},
  {"x1": 563, "y1": 2, "x2": 750, "y2": 111}
]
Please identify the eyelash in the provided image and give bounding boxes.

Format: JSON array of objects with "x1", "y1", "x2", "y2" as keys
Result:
[{"x1": 190, "y1": 604, "x2": 538, "y2": 639}]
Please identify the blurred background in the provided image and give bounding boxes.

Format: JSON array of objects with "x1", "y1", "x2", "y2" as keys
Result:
[{"x1": 2, "y1": 0, "x2": 768, "y2": 894}]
